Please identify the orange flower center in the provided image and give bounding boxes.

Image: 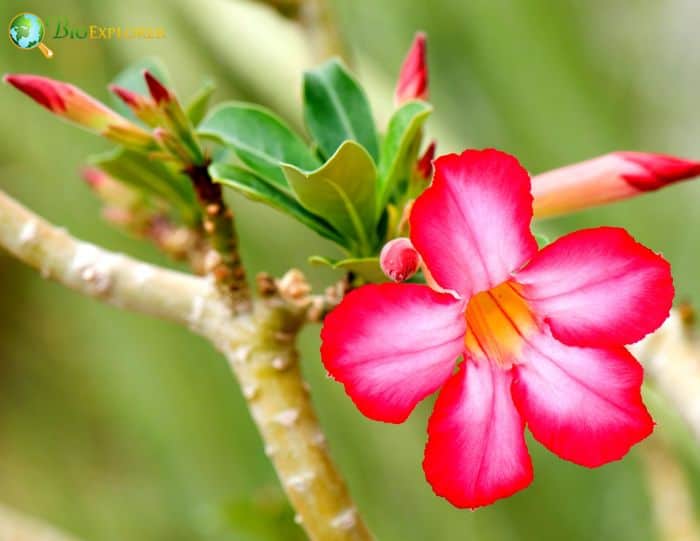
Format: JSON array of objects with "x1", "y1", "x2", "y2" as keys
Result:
[{"x1": 465, "y1": 281, "x2": 538, "y2": 369}]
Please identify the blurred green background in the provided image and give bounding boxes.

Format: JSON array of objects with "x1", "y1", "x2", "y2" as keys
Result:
[{"x1": 1, "y1": 0, "x2": 700, "y2": 540}]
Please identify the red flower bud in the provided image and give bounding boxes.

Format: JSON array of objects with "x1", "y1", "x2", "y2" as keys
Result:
[
  {"x1": 532, "y1": 151, "x2": 700, "y2": 218},
  {"x1": 416, "y1": 141, "x2": 436, "y2": 180},
  {"x1": 395, "y1": 32, "x2": 428, "y2": 105},
  {"x1": 5, "y1": 73, "x2": 152, "y2": 147},
  {"x1": 380, "y1": 237, "x2": 421, "y2": 282},
  {"x1": 143, "y1": 70, "x2": 172, "y2": 104}
]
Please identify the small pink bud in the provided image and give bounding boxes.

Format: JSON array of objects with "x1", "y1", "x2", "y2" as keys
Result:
[
  {"x1": 532, "y1": 151, "x2": 700, "y2": 218},
  {"x1": 380, "y1": 237, "x2": 421, "y2": 282},
  {"x1": 416, "y1": 141, "x2": 436, "y2": 180},
  {"x1": 109, "y1": 84, "x2": 145, "y2": 108},
  {"x1": 81, "y1": 166, "x2": 108, "y2": 189},
  {"x1": 395, "y1": 32, "x2": 428, "y2": 105},
  {"x1": 143, "y1": 70, "x2": 172, "y2": 104},
  {"x1": 5, "y1": 73, "x2": 152, "y2": 146}
]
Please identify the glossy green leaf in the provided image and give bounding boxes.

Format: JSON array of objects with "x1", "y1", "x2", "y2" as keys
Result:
[
  {"x1": 283, "y1": 141, "x2": 376, "y2": 252},
  {"x1": 209, "y1": 162, "x2": 346, "y2": 246},
  {"x1": 377, "y1": 100, "x2": 432, "y2": 214},
  {"x1": 185, "y1": 80, "x2": 216, "y2": 126},
  {"x1": 303, "y1": 59, "x2": 379, "y2": 161},
  {"x1": 309, "y1": 255, "x2": 386, "y2": 283},
  {"x1": 199, "y1": 102, "x2": 320, "y2": 192},
  {"x1": 109, "y1": 57, "x2": 171, "y2": 121},
  {"x1": 89, "y1": 147, "x2": 198, "y2": 224}
]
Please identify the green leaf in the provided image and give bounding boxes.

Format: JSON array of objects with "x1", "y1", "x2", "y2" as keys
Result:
[
  {"x1": 89, "y1": 147, "x2": 198, "y2": 225},
  {"x1": 210, "y1": 162, "x2": 346, "y2": 246},
  {"x1": 185, "y1": 79, "x2": 216, "y2": 126},
  {"x1": 199, "y1": 102, "x2": 320, "y2": 192},
  {"x1": 283, "y1": 141, "x2": 377, "y2": 253},
  {"x1": 109, "y1": 57, "x2": 171, "y2": 121},
  {"x1": 309, "y1": 255, "x2": 386, "y2": 283},
  {"x1": 377, "y1": 100, "x2": 432, "y2": 214},
  {"x1": 303, "y1": 59, "x2": 379, "y2": 161}
]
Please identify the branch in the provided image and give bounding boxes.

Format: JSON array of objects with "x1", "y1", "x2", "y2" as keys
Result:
[
  {"x1": 0, "y1": 189, "x2": 209, "y2": 326},
  {"x1": 0, "y1": 188, "x2": 374, "y2": 541},
  {"x1": 630, "y1": 308, "x2": 700, "y2": 445},
  {"x1": 0, "y1": 504, "x2": 83, "y2": 541}
]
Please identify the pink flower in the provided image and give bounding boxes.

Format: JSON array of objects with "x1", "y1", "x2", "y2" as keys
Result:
[
  {"x1": 321, "y1": 149, "x2": 673, "y2": 508},
  {"x1": 395, "y1": 32, "x2": 428, "y2": 104},
  {"x1": 532, "y1": 151, "x2": 700, "y2": 218}
]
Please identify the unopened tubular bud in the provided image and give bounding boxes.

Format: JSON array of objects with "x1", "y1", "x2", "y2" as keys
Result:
[
  {"x1": 416, "y1": 141, "x2": 436, "y2": 180},
  {"x1": 395, "y1": 32, "x2": 428, "y2": 105},
  {"x1": 532, "y1": 151, "x2": 700, "y2": 218},
  {"x1": 143, "y1": 70, "x2": 172, "y2": 104},
  {"x1": 380, "y1": 237, "x2": 421, "y2": 282},
  {"x1": 109, "y1": 84, "x2": 162, "y2": 126},
  {"x1": 4, "y1": 74, "x2": 151, "y2": 147}
]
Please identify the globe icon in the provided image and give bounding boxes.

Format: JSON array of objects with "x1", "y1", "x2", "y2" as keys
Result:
[{"x1": 8, "y1": 13, "x2": 53, "y2": 58}]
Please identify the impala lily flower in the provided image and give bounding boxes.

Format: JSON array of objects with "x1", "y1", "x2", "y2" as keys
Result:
[
  {"x1": 395, "y1": 32, "x2": 428, "y2": 104},
  {"x1": 533, "y1": 151, "x2": 700, "y2": 218},
  {"x1": 3, "y1": 74, "x2": 152, "y2": 149},
  {"x1": 321, "y1": 149, "x2": 673, "y2": 508}
]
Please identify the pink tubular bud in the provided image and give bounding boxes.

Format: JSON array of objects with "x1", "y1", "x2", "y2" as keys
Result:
[
  {"x1": 143, "y1": 70, "x2": 172, "y2": 104},
  {"x1": 416, "y1": 141, "x2": 436, "y2": 180},
  {"x1": 5, "y1": 73, "x2": 152, "y2": 145},
  {"x1": 395, "y1": 32, "x2": 428, "y2": 105},
  {"x1": 532, "y1": 151, "x2": 700, "y2": 218},
  {"x1": 380, "y1": 237, "x2": 421, "y2": 282}
]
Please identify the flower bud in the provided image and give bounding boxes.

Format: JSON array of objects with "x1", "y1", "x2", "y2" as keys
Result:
[
  {"x1": 109, "y1": 84, "x2": 162, "y2": 126},
  {"x1": 143, "y1": 70, "x2": 173, "y2": 104},
  {"x1": 532, "y1": 151, "x2": 700, "y2": 218},
  {"x1": 395, "y1": 32, "x2": 428, "y2": 105},
  {"x1": 380, "y1": 237, "x2": 421, "y2": 282},
  {"x1": 416, "y1": 141, "x2": 436, "y2": 180},
  {"x1": 4, "y1": 74, "x2": 152, "y2": 147}
]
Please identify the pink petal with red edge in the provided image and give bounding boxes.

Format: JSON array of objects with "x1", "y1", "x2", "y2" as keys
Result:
[
  {"x1": 512, "y1": 329, "x2": 654, "y2": 467},
  {"x1": 515, "y1": 227, "x2": 673, "y2": 348},
  {"x1": 410, "y1": 149, "x2": 538, "y2": 297},
  {"x1": 321, "y1": 283, "x2": 465, "y2": 423},
  {"x1": 423, "y1": 360, "x2": 533, "y2": 508}
]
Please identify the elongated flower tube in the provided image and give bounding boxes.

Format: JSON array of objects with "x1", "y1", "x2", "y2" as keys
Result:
[
  {"x1": 532, "y1": 152, "x2": 700, "y2": 218},
  {"x1": 321, "y1": 149, "x2": 673, "y2": 508},
  {"x1": 395, "y1": 32, "x2": 428, "y2": 104},
  {"x1": 3, "y1": 74, "x2": 152, "y2": 149}
]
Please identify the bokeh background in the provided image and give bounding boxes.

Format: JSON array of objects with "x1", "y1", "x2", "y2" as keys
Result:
[{"x1": 1, "y1": 1, "x2": 700, "y2": 540}]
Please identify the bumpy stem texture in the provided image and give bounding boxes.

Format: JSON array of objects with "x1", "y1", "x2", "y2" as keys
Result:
[
  {"x1": 185, "y1": 163, "x2": 250, "y2": 307},
  {"x1": 0, "y1": 188, "x2": 373, "y2": 541}
]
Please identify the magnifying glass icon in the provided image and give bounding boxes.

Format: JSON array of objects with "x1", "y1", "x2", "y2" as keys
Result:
[{"x1": 8, "y1": 13, "x2": 54, "y2": 59}]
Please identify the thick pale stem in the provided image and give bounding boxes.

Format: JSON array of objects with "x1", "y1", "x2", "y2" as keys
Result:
[
  {"x1": 630, "y1": 310, "x2": 700, "y2": 445},
  {"x1": 0, "y1": 189, "x2": 209, "y2": 325},
  {"x1": 0, "y1": 188, "x2": 374, "y2": 541},
  {"x1": 0, "y1": 503, "x2": 84, "y2": 541},
  {"x1": 193, "y1": 301, "x2": 374, "y2": 540}
]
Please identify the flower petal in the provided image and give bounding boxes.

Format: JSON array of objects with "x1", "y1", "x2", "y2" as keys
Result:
[
  {"x1": 321, "y1": 283, "x2": 465, "y2": 423},
  {"x1": 512, "y1": 330, "x2": 654, "y2": 467},
  {"x1": 410, "y1": 149, "x2": 537, "y2": 297},
  {"x1": 423, "y1": 360, "x2": 533, "y2": 508},
  {"x1": 515, "y1": 227, "x2": 673, "y2": 347}
]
